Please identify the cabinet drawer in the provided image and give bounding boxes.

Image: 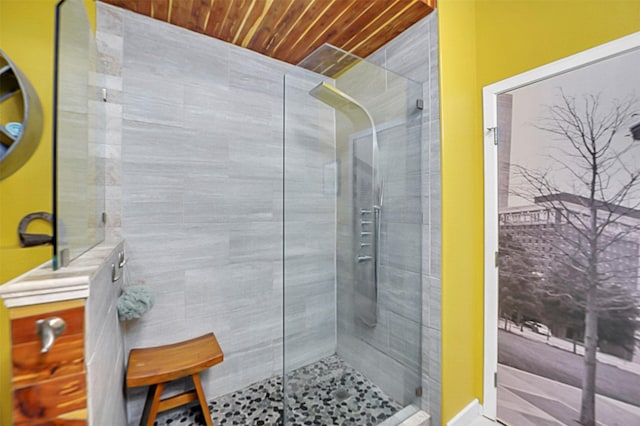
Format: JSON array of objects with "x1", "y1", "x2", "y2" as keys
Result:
[
  {"x1": 13, "y1": 372, "x2": 87, "y2": 424},
  {"x1": 11, "y1": 306, "x2": 85, "y2": 388},
  {"x1": 11, "y1": 306, "x2": 84, "y2": 345},
  {"x1": 21, "y1": 420, "x2": 86, "y2": 426}
]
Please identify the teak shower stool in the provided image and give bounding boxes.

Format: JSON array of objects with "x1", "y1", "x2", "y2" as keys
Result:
[{"x1": 126, "y1": 332, "x2": 224, "y2": 426}]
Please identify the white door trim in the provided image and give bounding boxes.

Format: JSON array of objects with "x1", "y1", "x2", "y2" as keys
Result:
[{"x1": 482, "y1": 31, "x2": 640, "y2": 421}]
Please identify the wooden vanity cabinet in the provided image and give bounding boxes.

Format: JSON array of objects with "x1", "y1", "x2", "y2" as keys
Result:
[{"x1": 9, "y1": 300, "x2": 87, "y2": 425}]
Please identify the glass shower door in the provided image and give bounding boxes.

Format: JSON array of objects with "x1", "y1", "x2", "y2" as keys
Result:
[
  {"x1": 282, "y1": 67, "x2": 340, "y2": 424},
  {"x1": 283, "y1": 45, "x2": 423, "y2": 425}
]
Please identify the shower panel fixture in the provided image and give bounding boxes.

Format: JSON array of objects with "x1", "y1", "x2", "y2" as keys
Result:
[{"x1": 309, "y1": 82, "x2": 381, "y2": 327}]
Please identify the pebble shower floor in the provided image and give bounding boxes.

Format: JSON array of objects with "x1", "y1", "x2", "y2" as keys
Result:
[{"x1": 153, "y1": 355, "x2": 403, "y2": 426}]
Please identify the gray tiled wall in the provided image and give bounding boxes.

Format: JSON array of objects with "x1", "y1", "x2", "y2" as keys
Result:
[
  {"x1": 85, "y1": 242, "x2": 127, "y2": 426},
  {"x1": 367, "y1": 12, "x2": 443, "y2": 425},
  {"x1": 97, "y1": 4, "x2": 336, "y2": 423},
  {"x1": 97, "y1": 2, "x2": 440, "y2": 424}
]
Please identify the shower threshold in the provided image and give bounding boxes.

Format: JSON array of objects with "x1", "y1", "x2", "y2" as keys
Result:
[{"x1": 153, "y1": 354, "x2": 405, "y2": 426}]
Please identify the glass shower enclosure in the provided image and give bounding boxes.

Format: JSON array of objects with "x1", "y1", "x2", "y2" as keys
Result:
[
  {"x1": 54, "y1": 0, "x2": 105, "y2": 269},
  {"x1": 283, "y1": 45, "x2": 423, "y2": 425}
]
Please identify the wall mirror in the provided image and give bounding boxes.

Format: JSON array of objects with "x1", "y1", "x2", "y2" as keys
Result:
[{"x1": 0, "y1": 50, "x2": 43, "y2": 180}]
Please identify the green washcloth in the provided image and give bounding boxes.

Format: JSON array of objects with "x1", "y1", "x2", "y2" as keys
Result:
[{"x1": 117, "y1": 285, "x2": 155, "y2": 320}]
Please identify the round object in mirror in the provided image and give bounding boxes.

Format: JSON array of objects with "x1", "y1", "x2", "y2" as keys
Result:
[{"x1": 5, "y1": 122, "x2": 23, "y2": 138}]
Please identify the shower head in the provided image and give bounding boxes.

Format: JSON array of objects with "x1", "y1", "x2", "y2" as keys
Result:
[
  {"x1": 308, "y1": 80, "x2": 383, "y2": 210},
  {"x1": 309, "y1": 82, "x2": 357, "y2": 110},
  {"x1": 309, "y1": 82, "x2": 376, "y2": 134}
]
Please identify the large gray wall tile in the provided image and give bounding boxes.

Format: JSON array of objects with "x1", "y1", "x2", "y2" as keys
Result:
[{"x1": 97, "y1": 5, "x2": 336, "y2": 422}]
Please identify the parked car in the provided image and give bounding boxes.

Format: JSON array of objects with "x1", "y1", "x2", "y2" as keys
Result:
[
  {"x1": 523, "y1": 320, "x2": 551, "y2": 336},
  {"x1": 533, "y1": 322, "x2": 551, "y2": 336}
]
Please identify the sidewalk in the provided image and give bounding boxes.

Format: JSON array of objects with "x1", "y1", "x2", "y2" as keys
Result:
[
  {"x1": 498, "y1": 364, "x2": 640, "y2": 426},
  {"x1": 498, "y1": 319, "x2": 640, "y2": 375}
]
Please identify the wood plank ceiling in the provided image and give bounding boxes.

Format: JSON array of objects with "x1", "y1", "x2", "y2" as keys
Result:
[{"x1": 102, "y1": 0, "x2": 436, "y2": 68}]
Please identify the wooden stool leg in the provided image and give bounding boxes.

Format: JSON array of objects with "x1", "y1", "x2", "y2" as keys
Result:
[
  {"x1": 192, "y1": 373, "x2": 213, "y2": 426},
  {"x1": 140, "y1": 383, "x2": 164, "y2": 426}
]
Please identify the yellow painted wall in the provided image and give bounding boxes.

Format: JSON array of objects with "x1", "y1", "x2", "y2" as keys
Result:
[
  {"x1": 0, "y1": 301, "x2": 9, "y2": 426},
  {"x1": 437, "y1": 1, "x2": 484, "y2": 424},
  {"x1": 438, "y1": 0, "x2": 640, "y2": 424},
  {"x1": 1, "y1": 2, "x2": 59, "y2": 423},
  {"x1": 0, "y1": 1, "x2": 95, "y2": 424},
  {"x1": 0, "y1": 0, "x2": 58, "y2": 282}
]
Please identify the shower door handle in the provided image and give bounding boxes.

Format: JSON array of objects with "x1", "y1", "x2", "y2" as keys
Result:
[{"x1": 373, "y1": 204, "x2": 381, "y2": 291}]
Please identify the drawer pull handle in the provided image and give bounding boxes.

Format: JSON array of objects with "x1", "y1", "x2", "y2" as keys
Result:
[{"x1": 36, "y1": 317, "x2": 66, "y2": 353}]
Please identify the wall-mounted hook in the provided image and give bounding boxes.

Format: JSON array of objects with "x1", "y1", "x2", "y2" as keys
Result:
[
  {"x1": 118, "y1": 251, "x2": 127, "y2": 268},
  {"x1": 18, "y1": 212, "x2": 53, "y2": 247},
  {"x1": 112, "y1": 263, "x2": 121, "y2": 282}
]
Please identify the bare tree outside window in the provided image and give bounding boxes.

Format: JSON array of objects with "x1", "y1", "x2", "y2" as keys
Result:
[
  {"x1": 504, "y1": 90, "x2": 640, "y2": 426},
  {"x1": 519, "y1": 90, "x2": 640, "y2": 425}
]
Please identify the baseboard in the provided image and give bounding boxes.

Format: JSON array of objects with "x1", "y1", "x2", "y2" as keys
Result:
[
  {"x1": 446, "y1": 399, "x2": 482, "y2": 426},
  {"x1": 400, "y1": 410, "x2": 430, "y2": 426},
  {"x1": 379, "y1": 405, "x2": 430, "y2": 426}
]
